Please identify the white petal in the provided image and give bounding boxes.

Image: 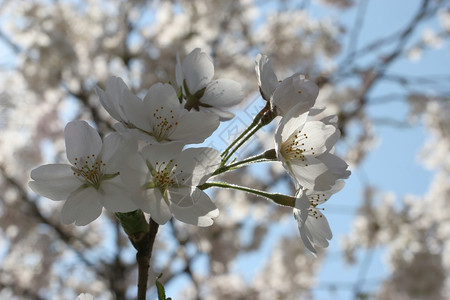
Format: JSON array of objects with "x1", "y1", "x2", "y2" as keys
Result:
[
  {"x1": 95, "y1": 85, "x2": 123, "y2": 122},
  {"x1": 305, "y1": 180, "x2": 346, "y2": 204},
  {"x1": 106, "y1": 77, "x2": 141, "y2": 122},
  {"x1": 321, "y1": 114, "x2": 339, "y2": 125},
  {"x1": 129, "y1": 188, "x2": 152, "y2": 213},
  {"x1": 101, "y1": 133, "x2": 138, "y2": 173},
  {"x1": 182, "y1": 48, "x2": 214, "y2": 93},
  {"x1": 274, "y1": 108, "x2": 309, "y2": 155},
  {"x1": 143, "y1": 83, "x2": 186, "y2": 141},
  {"x1": 99, "y1": 177, "x2": 138, "y2": 213},
  {"x1": 294, "y1": 209, "x2": 317, "y2": 255},
  {"x1": 308, "y1": 106, "x2": 326, "y2": 116},
  {"x1": 305, "y1": 211, "x2": 332, "y2": 246},
  {"x1": 61, "y1": 187, "x2": 103, "y2": 226},
  {"x1": 120, "y1": 94, "x2": 149, "y2": 132},
  {"x1": 199, "y1": 106, "x2": 236, "y2": 121},
  {"x1": 114, "y1": 124, "x2": 159, "y2": 144},
  {"x1": 280, "y1": 106, "x2": 310, "y2": 143},
  {"x1": 146, "y1": 188, "x2": 172, "y2": 225},
  {"x1": 321, "y1": 153, "x2": 351, "y2": 178},
  {"x1": 96, "y1": 77, "x2": 131, "y2": 122},
  {"x1": 300, "y1": 226, "x2": 317, "y2": 255},
  {"x1": 288, "y1": 157, "x2": 329, "y2": 190},
  {"x1": 272, "y1": 74, "x2": 318, "y2": 116},
  {"x1": 169, "y1": 187, "x2": 218, "y2": 227},
  {"x1": 255, "y1": 54, "x2": 278, "y2": 100},
  {"x1": 100, "y1": 132, "x2": 122, "y2": 164},
  {"x1": 299, "y1": 121, "x2": 338, "y2": 156},
  {"x1": 173, "y1": 147, "x2": 220, "y2": 186},
  {"x1": 201, "y1": 79, "x2": 243, "y2": 108},
  {"x1": 313, "y1": 153, "x2": 351, "y2": 190},
  {"x1": 65, "y1": 121, "x2": 102, "y2": 165},
  {"x1": 120, "y1": 153, "x2": 149, "y2": 190},
  {"x1": 141, "y1": 143, "x2": 183, "y2": 170},
  {"x1": 29, "y1": 164, "x2": 80, "y2": 200},
  {"x1": 170, "y1": 111, "x2": 219, "y2": 143},
  {"x1": 143, "y1": 83, "x2": 183, "y2": 116}
]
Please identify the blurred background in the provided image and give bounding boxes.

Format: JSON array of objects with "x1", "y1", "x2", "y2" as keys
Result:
[{"x1": 0, "y1": 0, "x2": 449, "y2": 299}]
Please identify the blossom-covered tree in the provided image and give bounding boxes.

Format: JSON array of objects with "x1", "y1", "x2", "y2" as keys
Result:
[{"x1": 0, "y1": 0, "x2": 449, "y2": 299}]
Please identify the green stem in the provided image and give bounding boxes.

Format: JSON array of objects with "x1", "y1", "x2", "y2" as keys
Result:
[
  {"x1": 222, "y1": 122, "x2": 263, "y2": 165},
  {"x1": 220, "y1": 102, "x2": 270, "y2": 159},
  {"x1": 222, "y1": 109, "x2": 277, "y2": 165},
  {"x1": 214, "y1": 149, "x2": 277, "y2": 176},
  {"x1": 199, "y1": 181, "x2": 296, "y2": 208}
]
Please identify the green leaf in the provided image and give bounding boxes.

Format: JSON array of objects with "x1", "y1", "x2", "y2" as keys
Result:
[
  {"x1": 115, "y1": 210, "x2": 149, "y2": 237},
  {"x1": 155, "y1": 273, "x2": 171, "y2": 300}
]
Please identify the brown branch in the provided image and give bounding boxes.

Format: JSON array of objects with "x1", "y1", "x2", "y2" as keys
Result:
[
  {"x1": 345, "y1": 0, "x2": 369, "y2": 65},
  {"x1": 0, "y1": 28, "x2": 21, "y2": 54},
  {"x1": 337, "y1": 0, "x2": 434, "y2": 135},
  {"x1": 135, "y1": 218, "x2": 159, "y2": 300}
]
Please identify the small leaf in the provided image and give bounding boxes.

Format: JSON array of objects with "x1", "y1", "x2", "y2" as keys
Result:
[
  {"x1": 115, "y1": 210, "x2": 149, "y2": 237},
  {"x1": 156, "y1": 273, "x2": 171, "y2": 300}
]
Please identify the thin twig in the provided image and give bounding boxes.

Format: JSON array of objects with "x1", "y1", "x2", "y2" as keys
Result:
[{"x1": 345, "y1": 0, "x2": 369, "y2": 66}]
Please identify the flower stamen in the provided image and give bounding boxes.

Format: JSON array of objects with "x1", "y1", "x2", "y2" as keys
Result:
[
  {"x1": 71, "y1": 154, "x2": 106, "y2": 189},
  {"x1": 151, "y1": 107, "x2": 179, "y2": 141}
]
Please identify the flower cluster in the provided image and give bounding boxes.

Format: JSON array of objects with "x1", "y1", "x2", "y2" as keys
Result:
[
  {"x1": 29, "y1": 49, "x2": 350, "y2": 254},
  {"x1": 256, "y1": 54, "x2": 350, "y2": 254}
]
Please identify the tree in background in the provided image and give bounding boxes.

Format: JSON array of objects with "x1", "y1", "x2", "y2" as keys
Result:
[{"x1": 0, "y1": 0, "x2": 449, "y2": 299}]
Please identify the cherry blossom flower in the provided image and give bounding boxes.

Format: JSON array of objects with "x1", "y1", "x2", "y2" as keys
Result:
[
  {"x1": 294, "y1": 180, "x2": 345, "y2": 254},
  {"x1": 120, "y1": 144, "x2": 220, "y2": 226},
  {"x1": 96, "y1": 77, "x2": 220, "y2": 144},
  {"x1": 255, "y1": 53, "x2": 318, "y2": 116},
  {"x1": 29, "y1": 121, "x2": 137, "y2": 226},
  {"x1": 176, "y1": 48, "x2": 244, "y2": 120},
  {"x1": 274, "y1": 102, "x2": 350, "y2": 191}
]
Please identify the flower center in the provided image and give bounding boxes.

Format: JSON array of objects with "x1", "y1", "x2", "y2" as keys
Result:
[
  {"x1": 153, "y1": 160, "x2": 176, "y2": 189},
  {"x1": 281, "y1": 130, "x2": 315, "y2": 167},
  {"x1": 307, "y1": 193, "x2": 327, "y2": 219},
  {"x1": 145, "y1": 159, "x2": 186, "y2": 193},
  {"x1": 72, "y1": 154, "x2": 105, "y2": 188},
  {"x1": 151, "y1": 106, "x2": 179, "y2": 141}
]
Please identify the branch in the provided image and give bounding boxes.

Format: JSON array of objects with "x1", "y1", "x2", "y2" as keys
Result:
[
  {"x1": 135, "y1": 218, "x2": 159, "y2": 300},
  {"x1": 0, "y1": 28, "x2": 20, "y2": 54},
  {"x1": 337, "y1": 0, "x2": 435, "y2": 135},
  {"x1": 344, "y1": 0, "x2": 369, "y2": 66},
  {"x1": 352, "y1": 249, "x2": 375, "y2": 298}
]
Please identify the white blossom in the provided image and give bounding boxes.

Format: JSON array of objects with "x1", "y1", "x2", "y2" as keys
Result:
[
  {"x1": 96, "y1": 77, "x2": 220, "y2": 145},
  {"x1": 293, "y1": 180, "x2": 345, "y2": 254},
  {"x1": 176, "y1": 48, "x2": 244, "y2": 120},
  {"x1": 255, "y1": 54, "x2": 318, "y2": 115},
  {"x1": 29, "y1": 121, "x2": 137, "y2": 225},
  {"x1": 274, "y1": 102, "x2": 350, "y2": 191},
  {"x1": 120, "y1": 144, "x2": 220, "y2": 226}
]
